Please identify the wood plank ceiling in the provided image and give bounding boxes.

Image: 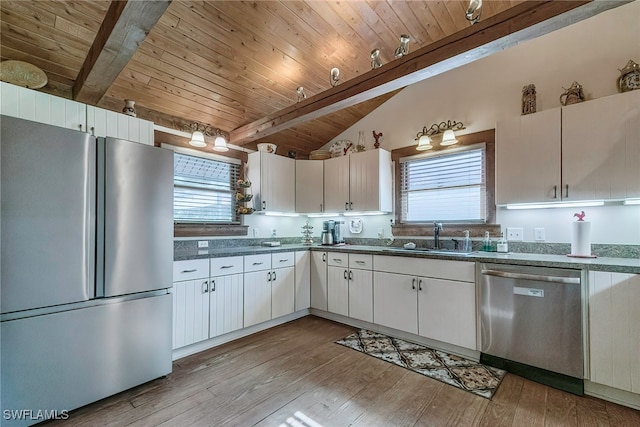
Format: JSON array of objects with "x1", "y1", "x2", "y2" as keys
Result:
[{"x1": 0, "y1": 0, "x2": 588, "y2": 158}]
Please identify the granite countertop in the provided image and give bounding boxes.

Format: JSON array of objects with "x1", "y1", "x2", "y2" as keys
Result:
[{"x1": 175, "y1": 244, "x2": 640, "y2": 274}]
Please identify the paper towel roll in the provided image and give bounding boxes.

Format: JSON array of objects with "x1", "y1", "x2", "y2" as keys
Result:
[{"x1": 571, "y1": 221, "x2": 591, "y2": 256}]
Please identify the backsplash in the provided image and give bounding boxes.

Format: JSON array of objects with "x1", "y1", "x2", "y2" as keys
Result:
[{"x1": 175, "y1": 238, "x2": 640, "y2": 259}]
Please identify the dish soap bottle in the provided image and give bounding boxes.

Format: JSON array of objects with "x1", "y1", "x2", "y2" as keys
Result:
[
  {"x1": 462, "y1": 230, "x2": 472, "y2": 252},
  {"x1": 482, "y1": 231, "x2": 492, "y2": 251},
  {"x1": 497, "y1": 232, "x2": 508, "y2": 253}
]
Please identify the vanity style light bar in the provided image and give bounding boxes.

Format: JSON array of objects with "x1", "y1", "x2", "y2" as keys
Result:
[
  {"x1": 505, "y1": 201, "x2": 605, "y2": 210},
  {"x1": 623, "y1": 198, "x2": 640, "y2": 205}
]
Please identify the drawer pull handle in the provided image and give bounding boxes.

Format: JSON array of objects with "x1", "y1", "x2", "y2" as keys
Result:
[
  {"x1": 181, "y1": 269, "x2": 197, "y2": 273},
  {"x1": 355, "y1": 260, "x2": 365, "y2": 265},
  {"x1": 279, "y1": 259, "x2": 288, "y2": 262},
  {"x1": 253, "y1": 262, "x2": 263, "y2": 265},
  {"x1": 333, "y1": 259, "x2": 343, "y2": 263},
  {"x1": 220, "y1": 265, "x2": 234, "y2": 269}
]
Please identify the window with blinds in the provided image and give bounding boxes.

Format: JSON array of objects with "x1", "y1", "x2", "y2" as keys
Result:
[
  {"x1": 174, "y1": 153, "x2": 240, "y2": 224},
  {"x1": 400, "y1": 146, "x2": 486, "y2": 223}
]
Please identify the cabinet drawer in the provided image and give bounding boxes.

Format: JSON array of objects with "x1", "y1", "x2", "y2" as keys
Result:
[
  {"x1": 210, "y1": 256, "x2": 243, "y2": 276},
  {"x1": 173, "y1": 259, "x2": 209, "y2": 282},
  {"x1": 244, "y1": 254, "x2": 271, "y2": 272},
  {"x1": 349, "y1": 253, "x2": 373, "y2": 270},
  {"x1": 327, "y1": 252, "x2": 348, "y2": 267},
  {"x1": 272, "y1": 251, "x2": 294, "y2": 268}
]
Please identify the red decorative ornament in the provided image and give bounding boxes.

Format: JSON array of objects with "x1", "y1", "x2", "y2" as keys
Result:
[{"x1": 373, "y1": 130, "x2": 383, "y2": 148}]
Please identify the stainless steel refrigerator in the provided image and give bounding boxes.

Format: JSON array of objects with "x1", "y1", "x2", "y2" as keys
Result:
[{"x1": 1, "y1": 115, "x2": 173, "y2": 426}]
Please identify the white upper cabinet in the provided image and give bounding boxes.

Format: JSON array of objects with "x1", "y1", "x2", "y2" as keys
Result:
[
  {"x1": 562, "y1": 90, "x2": 639, "y2": 201},
  {"x1": 496, "y1": 91, "x2": 640, "y2": 204},
  {"x1": 248, "y1": 152, "x2": 295, "y2": 213},
  {"x1": 1, "y1": 82, "x2": 86, "y2": 131},
  {"x1": 496, "y1": 108, "x2": 561, "y2": 205},
  {"x1": 295, "y1": 160, "x2": 324, "y2": 213},
  {"x1": 86, "y1": 105, "x2": 154, "y2": 146},
  {"x1": 323, "y1": 149, "x2": 393, "y2": 213}
]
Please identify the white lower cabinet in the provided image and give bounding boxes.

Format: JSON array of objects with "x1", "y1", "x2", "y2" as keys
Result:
[
  {"x1": 327, "y1": 265, "x2": 349, "y2": 317},
  {"x1": 209, "y1": 273, "x2": 244, "y2": 338},
  {"x1": 310, "y1": 251, "x2": 328, "y2": 310},
  {"x1": 348, "y1": 268, "x2": 373, "y2": 323},
  {"x1": 373, "y1": 256, "x2": 476, "y2": 350},
  {"x1": 173, "y1": 278, "x2": 210, "y2": 349},
  {"x1": 418, "y1": 278, "x2": 476, "y2": 350},
  {"x1": 243, "y1": 269, "x2": 272, "y2": 327},
  {"x1": 294, "y1": 251, "x2": 311, "y2": 311},
  {"x1": 373, "y1": 271, "x2": 419, "y2": 334},
  {"x1": 589, "y1": 271, "x2": 640, "y2": 393},
  {"x1": 272, "y1": 266, "x2": 295, "y2": 318}
]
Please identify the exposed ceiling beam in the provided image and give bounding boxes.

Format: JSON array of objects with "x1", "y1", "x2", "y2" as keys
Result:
[
  {"x1": 73, "y1": 0, "x2": 171, "y2": 104},
  {"x1": 230, "y1": 0, "x2": 629, "y2": 146}
]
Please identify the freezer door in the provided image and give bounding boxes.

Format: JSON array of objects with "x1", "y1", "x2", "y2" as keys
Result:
[
  {"x1": 101, "y1": 137, "x2": 173, "y2": 296},
  {"x1": 1, "y1": 116, "x2": 95, "y2": 314}
]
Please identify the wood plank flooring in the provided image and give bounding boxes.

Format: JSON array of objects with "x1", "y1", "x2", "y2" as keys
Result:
[{"x1": 45, "y1": 316, "x2": 640, "y2": 426}]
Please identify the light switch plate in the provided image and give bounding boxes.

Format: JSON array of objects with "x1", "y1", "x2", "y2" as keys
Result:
[
  {"x1": 534, "y1": 228, "x2": 546, "y2": 241},
  {"x1": 506, "y1": 227, "x2": 524, "y2": 241},
  {"x1": 198, "y1": 240, "x2": 209, "y2": 248}
]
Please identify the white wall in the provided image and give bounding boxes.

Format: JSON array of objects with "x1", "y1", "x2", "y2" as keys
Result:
[{"x1": 317, "y1": 1, "x2": 640, "y2": 245}]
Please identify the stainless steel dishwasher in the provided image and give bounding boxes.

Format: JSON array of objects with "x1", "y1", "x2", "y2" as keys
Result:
[{"x1": 478, "y1": 263, "x2": 584, "y2": 395}]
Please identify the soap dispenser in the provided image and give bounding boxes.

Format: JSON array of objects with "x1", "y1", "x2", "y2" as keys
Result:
[
  {"x1": 462, "y1": 230, "x2": 472, "y2": 252},
  {"x1": 497, "y1": 232, "x2": 508, "y2": 253},
  {"x1": 482, "y1": 231, "x2": 491, "y2": 252}
]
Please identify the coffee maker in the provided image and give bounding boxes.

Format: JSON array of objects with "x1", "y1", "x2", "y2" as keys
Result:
[{"x1": 321, "y1": 220, "x2": 344, "y2": 245}]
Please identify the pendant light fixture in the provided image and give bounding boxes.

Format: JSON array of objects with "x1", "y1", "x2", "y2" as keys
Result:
[
  {"x1": 189, "y1": 130, "x2": 206, "y2": 147},
  {"x1": 212, "y1": 129, "x2": 228, "y2": 152}
]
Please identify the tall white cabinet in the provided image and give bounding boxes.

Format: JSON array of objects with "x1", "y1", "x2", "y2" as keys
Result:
[
  {"x1": 295, "y1": 160, "x2": 324, "y2": 213},
  {"x1": 323, "y1": 149, "x2": 392, "y2": 213},
  {"x1": 310, "y1": 251, "x2": 328, "y2": 310},
  {"x1": 248, "y1": 152, "x2": 295, "y2": 212}
]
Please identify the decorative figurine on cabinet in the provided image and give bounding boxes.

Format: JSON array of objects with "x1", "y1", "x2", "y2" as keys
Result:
[
  {"x1": 521, "y1": 84, "x2": 536, "y2": 115},
  {"x1": 617, "y1": 59, "x2": 640, "y2": 92},
  {"x1": 373, "y1": 130, "x2": 383, "y2": 148},
  {"x1": 559, "y1": 81, "x2": 585, "y2": 106}
]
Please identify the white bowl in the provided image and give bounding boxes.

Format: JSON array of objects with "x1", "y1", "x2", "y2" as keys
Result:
[
  {"x1": 257, "y1": 143, "x2": 277, "y2": 154},
  {"x1": 403, "y1": 242, "x2": 416, "y2": 249}
]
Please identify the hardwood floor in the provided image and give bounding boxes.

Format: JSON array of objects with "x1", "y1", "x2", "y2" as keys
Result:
[{"x1": 46, "y1": 316, "x2": 640, "y2": 426}]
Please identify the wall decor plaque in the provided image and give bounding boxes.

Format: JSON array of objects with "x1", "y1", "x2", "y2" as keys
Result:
[{"x1": 0, "y1": 60, "x2": 47, "y2": 89}]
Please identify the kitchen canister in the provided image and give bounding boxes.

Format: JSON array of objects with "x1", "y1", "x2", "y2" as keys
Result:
[{"x1": 569, "y1": 211, "x2": 594, "y2": 257}]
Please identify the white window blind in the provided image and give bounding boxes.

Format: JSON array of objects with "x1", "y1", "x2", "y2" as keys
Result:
[
  {"x1": 400, "y1": 146, "x2": 486, "y2": 222},
  {"x1": 174, "y1": 153, "x2": 240, "y2": 223}
]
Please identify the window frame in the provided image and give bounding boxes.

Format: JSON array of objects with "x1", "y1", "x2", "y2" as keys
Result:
[
  {"x1": 391, "y1": 129, "x2": 499, "y2": 237},
  {"x1": 162, "y1": 144, "x2": 249, "y2": 237}
]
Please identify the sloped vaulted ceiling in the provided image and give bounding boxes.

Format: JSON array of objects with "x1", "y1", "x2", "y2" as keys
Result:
[{"x1": 0, "y1": 1, "x2": 628, "y2": 158}]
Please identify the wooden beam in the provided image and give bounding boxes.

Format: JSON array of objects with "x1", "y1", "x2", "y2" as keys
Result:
[
  {"x1": 73, "y1": 0, "x2": 171, "y2": 104},
  {"x1": 230, "y1": 0, "x2": 629, "y2": 146}
]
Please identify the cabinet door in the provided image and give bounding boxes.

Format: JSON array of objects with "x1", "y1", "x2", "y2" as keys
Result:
[
  {"x1": 262, "y1": 153, "x2": 295, "y2": 212},
  {"x1": 496, "y1": 108, "x2": 561, "y2": 204},
  {"x1": 418, "y1": 278, "x2": 476, "y2": 350},
  {"x1": 373, "y1": 272, "x2": 418, "y2": 334},
  {"x1": 310, "y1": 251, "x2": 328, "y2": 310},
  {"x1": 327, "y1": 266, "x2": 349, "y2": 316},
  {"x1": 173, "y1": 279, "x2": 210, "y2": 349},
  {"x1": 589, "y1": 271, "x2": 640, "y2": 393},
  {"x1": 562, "y1": 94, "x2": 631, "y2": 201},
  {"x1": 294, "y1": 251, "x2": 311, "y2": 311},
  {"x1": 209, "y1": 273, "x2": 244, "y2": 338},
  {"x1": 323, "y1": 156, "x2": 350, "y2": 212},
  {"x1": 624, "y1": 91, "x2": 640, "y2": 198},
  {"x1": 243, "y1": 271, "x2": 272, "y2": 327},
  {"x1": 349, "y1": 268, "x2": 373, "y2": 322},
  {"x1": 296, "y1": 160, "x2": 324, "y2": 213},
  {"x1": 349, "y1": 149, "x2": 392, "y2": 212},
  {"x1": 272, "y1": 267, "x2": 295, "y2": 318}
]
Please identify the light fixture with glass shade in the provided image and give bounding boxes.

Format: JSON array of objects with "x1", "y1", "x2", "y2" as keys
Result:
[
  {"x1": 414, "y1": 120, "x2": 465, "y2": 150},
  {"x1": 184, "y1": 122, "x2": 228, "y2": 152}
]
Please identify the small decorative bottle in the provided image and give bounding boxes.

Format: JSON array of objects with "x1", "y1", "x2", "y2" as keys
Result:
[
  {"x1": 462, "y1": 230, "x2": 472, "y2": 253},
  {"x1": 497, "y1": 232, "x2": 508, "y2": 253},
  {"x1": 482, "y1": 231, "x2": 492, "y2": 252}
]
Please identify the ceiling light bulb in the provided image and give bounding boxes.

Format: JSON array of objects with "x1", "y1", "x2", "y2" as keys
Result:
[
  {"x1": 440, "y1": 129, "x2": 459, "y2": 146},
  {"x1": 189, "y1": 131, "x2": 206, "y2": 147},
  {"x1": 213, "y1": 134, "x2": 228, "y2": 152},
  {"x1": 416, "y1": 134, "x2": 432, "y2": 151}
]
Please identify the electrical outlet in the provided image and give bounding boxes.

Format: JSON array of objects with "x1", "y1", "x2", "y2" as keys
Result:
[
  {"x1": 534, "y1": 228, "x2": 546, "y2": 241},
  {"x1": 271, "y1": 228, "x2": 277, "y2": 237},
  {"x1": 506, "y1": 227, "x2": 524, "y2": 241},
  {"x1": 377, "y1": 228, "x2": 384, "y2": 238},
  {"x1": 197, "y1": 240, "x2": 209, "y2": 248},
  {"x1": 253, "y1": 228, "x2": 259, "y2": 237}
]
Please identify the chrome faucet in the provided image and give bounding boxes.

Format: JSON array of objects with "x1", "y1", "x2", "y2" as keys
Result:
[{"x1": 433, "y1": 222, "x2": 443, "y2": 249}]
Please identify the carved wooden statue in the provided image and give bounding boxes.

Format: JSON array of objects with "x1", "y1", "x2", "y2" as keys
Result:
[{"x1": 522, "y1": 84, "x2": 536, "y2": 115}]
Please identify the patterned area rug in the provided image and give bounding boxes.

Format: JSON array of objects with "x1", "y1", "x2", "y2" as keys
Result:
[{"x1": 336, "y1": 329, "x2": 506, "y2": 399}]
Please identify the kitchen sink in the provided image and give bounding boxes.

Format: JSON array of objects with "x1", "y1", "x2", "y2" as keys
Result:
[{"x1": 381, "y1": 247, "x2": 476, "y2": 256}]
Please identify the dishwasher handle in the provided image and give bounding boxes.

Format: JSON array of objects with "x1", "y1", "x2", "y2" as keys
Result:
[{"x1": 481, "y1": 269, "x2": 580, "y2": 285}]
